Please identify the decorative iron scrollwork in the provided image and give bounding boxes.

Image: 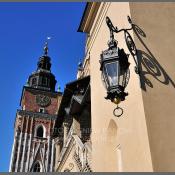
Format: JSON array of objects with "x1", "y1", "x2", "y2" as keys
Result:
[
  {"x1": 106, "y1": 16, "x2": 140, "y2": 74},
  {"x1": 106, "y1": 16, "x2": 118, "y2": 33}
]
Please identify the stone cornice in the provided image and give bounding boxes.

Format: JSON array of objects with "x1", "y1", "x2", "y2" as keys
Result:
[
  {"x1": 78, "y1": 2, "x2": 101, "y2": 33},
  {"x1": 20, "y1": 85, "x2": 62, "y2": 107},
  {"x1": 17, "y1": 109, "x2": 57, "y2": 120},
  {"x1": 86, "y1": 2, "x2": 111, "y2": 53}
]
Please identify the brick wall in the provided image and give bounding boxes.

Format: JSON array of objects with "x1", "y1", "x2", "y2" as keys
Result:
[{"x1": 22, "y1": 90, "x2": 58, "y2": 115}]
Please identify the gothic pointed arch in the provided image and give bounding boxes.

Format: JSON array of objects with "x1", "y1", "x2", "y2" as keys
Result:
[
  {"x1": 105, "y1": 119, "x2": 118, "y2": 171},
  {"x1": 33, "y1": 161, "x2": 42, "y2": 172},
  {"x1": 107, "y1": 119, "x2": 118, "y2": 142},
  {"x1": 35, "y1": 124, "x2": 46, "y2": 138}
]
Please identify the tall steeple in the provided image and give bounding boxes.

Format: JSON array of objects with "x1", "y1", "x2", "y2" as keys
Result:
[
  {"x1": 9, "y1": 41, "x2": 62, "y2": 172},
  {"x1": 27, "y1": 42, "x2": 57, "y2": 91}
]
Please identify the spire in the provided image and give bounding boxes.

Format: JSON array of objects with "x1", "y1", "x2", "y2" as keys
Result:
[
  {"x1": 27, "y1": 38, "x2": 57, "y2": 92},
  {"x1": 78, "y1": 59, "x2": 83, "y2": 71},
  {"x1": 44, "y1": 41, "x2": 49, "y2": 55},
  {"x1": 37, "y1": 38, "x2": 52, "y2": 71},
  {"x1": 44, "y1": 37, "x2": 51, "y2": 55},
  {"x1": 57, "y1": 84, "x2": 61, "y2": 92}
]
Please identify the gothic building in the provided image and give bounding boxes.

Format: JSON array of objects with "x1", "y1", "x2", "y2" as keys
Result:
[
  {"x1": 9, "y1": 43, "x2": 62, "y2": 172},
  {"x1": 54, "y1": 2, "x2": 175, "y2": 172},
  {"x1": 54, "y1": 75, "x2": 91, "y2": 172}
]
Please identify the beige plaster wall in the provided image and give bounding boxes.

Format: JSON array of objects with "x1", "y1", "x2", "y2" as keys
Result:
[
  {"x1": 130, "y1": 3, "x2": 175, "y2": 171},
  {"x1": 89, "y1": 2, "x2": 153, "y2": 172},
  {"x1": 56, "y1": 143, "x2": 79, "y2": 172}
]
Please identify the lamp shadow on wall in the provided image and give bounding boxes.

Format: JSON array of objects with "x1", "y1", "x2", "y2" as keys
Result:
[{"x1": 132, "y1": 24, "x2": 175, "y2": 91}]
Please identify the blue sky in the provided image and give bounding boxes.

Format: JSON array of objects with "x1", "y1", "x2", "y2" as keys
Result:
[{"x1": 0, "y1": 2, "x2": 86, "y2": 172}]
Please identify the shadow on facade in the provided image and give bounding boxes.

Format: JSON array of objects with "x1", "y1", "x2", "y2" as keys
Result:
[{"x1": 132, "y1": 24, "x2": 175, "y2": 91}]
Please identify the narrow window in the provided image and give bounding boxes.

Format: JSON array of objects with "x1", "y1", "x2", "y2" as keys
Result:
[
  {"x1": 36, "y1": 126, "x2": 43, "y2": 138},
  {"x1": 39, "y1": 108, "x2": 45, "y2": 113},
  {"x1": 42, "y1": 77, "x2": 47, "y2": 86},
  {"x1": 32, "y1": 78, "x2": 37, "y2": 85}
]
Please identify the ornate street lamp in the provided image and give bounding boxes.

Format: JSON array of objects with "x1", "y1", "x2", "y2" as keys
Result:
[{"x1": 100, "y1": 16, "x2": 137, "y2": 117}]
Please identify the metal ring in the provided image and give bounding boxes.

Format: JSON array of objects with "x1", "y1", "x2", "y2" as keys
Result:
[{"x1": 113, "y1": 106, "x2": 123, "y2": 117}]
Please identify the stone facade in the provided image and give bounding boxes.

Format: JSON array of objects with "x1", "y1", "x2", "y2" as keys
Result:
[
  {"x1": 54, "y1": 76, "x2": 91, "y2": 172},
  {"x1": 55, "y1": 2, "x2": 175, "y2": 172}
]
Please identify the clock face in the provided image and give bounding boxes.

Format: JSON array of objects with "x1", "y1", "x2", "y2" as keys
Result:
[{"x1": 36, "y1": 95, "x2": 51, "y2": 107}]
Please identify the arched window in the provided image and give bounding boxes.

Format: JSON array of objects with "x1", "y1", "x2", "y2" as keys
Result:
[
  {"x1": 35, "y1": 125, "x2": 46, "y2": 138},
  {"x1": 32, "y1": 78, "x2": 37, "y2": 85},
  {"x1": 36, "y1": 126, "x2": 44, "y2": 138},
  {"x1": 106, "y1": 119, "x2": 118, "y2": 171},
  {"x1": 42, "y1": 77, "x2": 47, "y2": 86},
  {"x1": 33, "y1": 162, "x2": 41, "y2": 172}
]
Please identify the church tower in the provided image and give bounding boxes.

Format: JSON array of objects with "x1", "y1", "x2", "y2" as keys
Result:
[{"x1": 9, "y1": 42, "x2": 62, "y2": 172}]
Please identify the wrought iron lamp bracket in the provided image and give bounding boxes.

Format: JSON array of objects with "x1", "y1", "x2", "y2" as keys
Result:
[{"x1": 106, "y1": 16, "x2": 140, "y2": 74}]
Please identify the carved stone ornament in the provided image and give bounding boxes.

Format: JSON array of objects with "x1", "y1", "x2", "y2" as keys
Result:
[{"x1": 36, "y1": 94, "x2": 51, "y2": 107}]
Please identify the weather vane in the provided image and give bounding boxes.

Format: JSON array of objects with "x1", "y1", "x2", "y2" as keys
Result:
[{"x1": 44, "y1": 36, "x2": 52, "y2": 55}]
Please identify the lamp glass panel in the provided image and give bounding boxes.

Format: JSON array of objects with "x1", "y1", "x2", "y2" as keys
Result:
[
  {"x1": 119, "y1": 68, "x2": 130, "y2": 87},
  {"x1": 105, "y1": 61, "x2": 120, "y2": 87},
  {"x1": 119, "y1": 68, "x2": 125, "y2": 87},
  {"x1": 102, "y1": 72, "x2": 109, "y2": 89}
]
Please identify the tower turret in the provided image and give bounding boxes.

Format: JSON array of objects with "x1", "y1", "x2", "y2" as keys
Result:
[{"x1": 27, "y1": 42, "x2": 57, "y2": 91}]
